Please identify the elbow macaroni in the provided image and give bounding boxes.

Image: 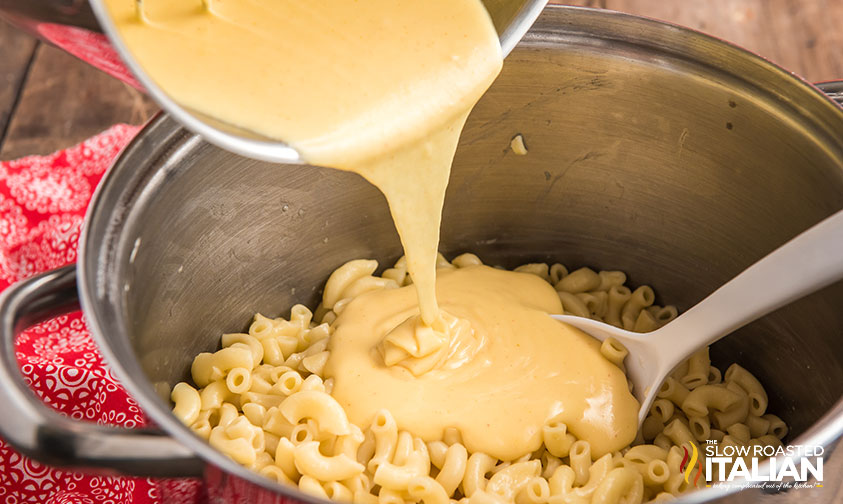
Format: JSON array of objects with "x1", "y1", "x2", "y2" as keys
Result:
[{"x1": 172, "y1": 255, "x2": 788, "y2": 503}]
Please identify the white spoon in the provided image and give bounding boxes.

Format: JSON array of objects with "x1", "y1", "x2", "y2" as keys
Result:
[{"x1": 551, "y1": 209, "x2": 843, "y2": 427}]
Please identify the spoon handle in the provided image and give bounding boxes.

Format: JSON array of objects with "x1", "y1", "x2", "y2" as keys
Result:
[{"x1": 657, "y1": 209, "x2": 843, "y2": 360}]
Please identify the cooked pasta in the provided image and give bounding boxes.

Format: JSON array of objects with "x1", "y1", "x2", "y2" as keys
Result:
[{"x1": 172, "y1": 254, "x2": 788, "y2": 503}]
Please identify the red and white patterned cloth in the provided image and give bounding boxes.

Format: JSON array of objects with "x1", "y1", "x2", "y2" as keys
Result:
[{"x1": 0, "y1": 125, "x2": 204, "y2": 504}]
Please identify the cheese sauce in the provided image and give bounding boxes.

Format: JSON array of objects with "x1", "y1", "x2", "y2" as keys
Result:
[
  {"x1": 327, "y1": 265, "x2": 638, "y2": 460},
  {"x1": 105, "y1": 0, "x2": 639, "y2": 460}
]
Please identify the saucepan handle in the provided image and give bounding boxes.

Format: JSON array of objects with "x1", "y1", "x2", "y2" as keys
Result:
[
  {"x1": 816, "y1": 80, "x2": 843, "y2": 106},
  {"x1": 0, "y1": 266, "x2": 204, "y2": 477}
]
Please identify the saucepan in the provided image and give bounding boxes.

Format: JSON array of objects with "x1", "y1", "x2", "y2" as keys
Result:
[
  {"x1": 0, "y1": 5, "x2": 842, "y2": 503},
  {"x1": 0, "y1": 0, "x2": 548, "y2": 163}
]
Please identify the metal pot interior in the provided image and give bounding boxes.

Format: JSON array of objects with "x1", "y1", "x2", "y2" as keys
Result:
[{"x1": 80, "y1": 6, "x2": 843, "y2": 501}]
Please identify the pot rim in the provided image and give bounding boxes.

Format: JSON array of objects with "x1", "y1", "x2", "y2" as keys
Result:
[{"x1": 78, "y1": 5, "x2": 843, "y2": 502}]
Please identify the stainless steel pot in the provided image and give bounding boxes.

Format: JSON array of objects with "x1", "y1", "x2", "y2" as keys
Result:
[{"x1": 1, "y1": 5, "x2": 842, "y2": 503}]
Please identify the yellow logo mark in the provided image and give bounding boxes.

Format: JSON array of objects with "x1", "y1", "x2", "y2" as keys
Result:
[{"x1": 681, "y1": 441, "x2": 700, "y2": 485}]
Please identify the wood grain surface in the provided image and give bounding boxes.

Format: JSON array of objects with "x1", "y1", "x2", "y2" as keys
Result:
[
  {"x1": 1, "y1": 0, "x2": 841, "y2": 159},
  {"x1": 599, "y1": 0, "x2": 843, "y2": 82},
  {"x1": 0, "y1": 24, "x2": 156, "y2": 160},
  {"x1": 0, "y1": 43, "x2": 156, "y2": 160},
  {"x1": 0, "y1": 22, "x2": 37, "y2": 151}
]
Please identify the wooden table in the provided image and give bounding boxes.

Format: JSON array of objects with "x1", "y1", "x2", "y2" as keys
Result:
[{"x1": 1, "y1": 0, "x2": 841, "y2": 160}]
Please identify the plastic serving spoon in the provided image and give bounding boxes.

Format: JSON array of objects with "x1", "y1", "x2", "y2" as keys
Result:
[{"x1": 551, "y1": 209, "x2": 843, "y2": 427}]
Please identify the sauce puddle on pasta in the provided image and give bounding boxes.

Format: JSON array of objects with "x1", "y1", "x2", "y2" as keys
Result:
[
  {"x1": 106, "y1": 0, "x2": 638, "y2": 461},
  {"x1": 328, "y1": 265, "x2": 637, "y2": 460}
]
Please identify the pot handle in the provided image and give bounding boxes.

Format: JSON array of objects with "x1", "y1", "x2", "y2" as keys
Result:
[
  {"x1": 817, "y1": 80, "x2": 843, "y2": 106},
  {"x1": 0, "y1": 265, "x2": 204, "y2": 477}
]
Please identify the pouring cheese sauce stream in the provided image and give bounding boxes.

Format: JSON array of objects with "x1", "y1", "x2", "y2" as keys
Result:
[{"x1": 106, "y1": 0, "x2": 638, "y2": 460}]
